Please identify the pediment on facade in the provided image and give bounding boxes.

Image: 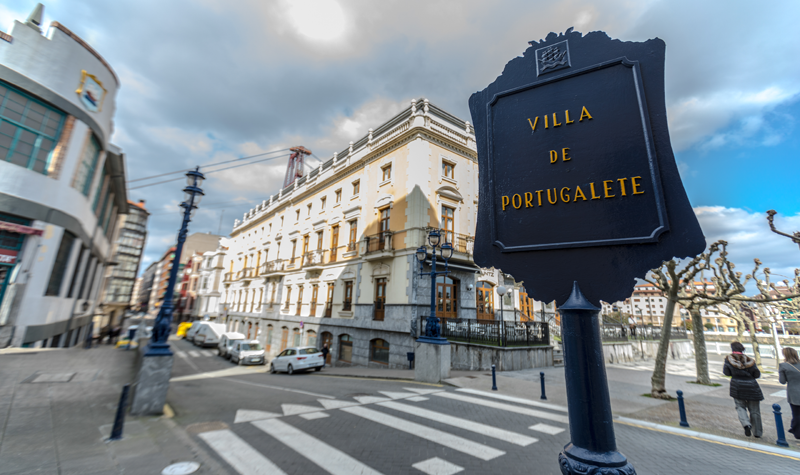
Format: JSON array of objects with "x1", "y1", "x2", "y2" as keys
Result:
[
  {"x1": 312, "y1": 218, "x2": 327, "y2": 230},
  {"x1": 371, "y1": 263, "x2": 391, "y2": 282},
  {"x1": 374, "y1": 194, "x2": 394, "y2": 210},
  {"x1": 343, "y1": 204, "x2": 361, "y2": 220},
  {"x1": 436, "y1": 185, "x2": 463, "y2": 202}
]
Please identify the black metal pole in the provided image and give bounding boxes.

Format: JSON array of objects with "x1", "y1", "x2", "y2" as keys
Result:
[
  {"x1": 108, "y1": 384, "x2": 130, "y2": 440},
  {"x1": 540, "y1": 371, "x2": 547, "y2": 400},
  {"x1": 677, "y1": 390, "x2": 689, "y2": 427},
  {"x1": 491, "y1": 364, "x2": 497, "y2": 391},
  {"x1": 558, "y1": 282, "x2": 634, "y2": 474},
  {"x1": 773, "y1": 404, "x2": 789, "y2": 447}
]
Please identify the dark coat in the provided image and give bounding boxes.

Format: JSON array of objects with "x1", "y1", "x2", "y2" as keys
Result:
[{"x1": 723, "y1": 353, "x2": 763, "y2": 401}]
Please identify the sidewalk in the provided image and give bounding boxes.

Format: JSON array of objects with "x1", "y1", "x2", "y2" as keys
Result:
[
  {"x1": 322, "y1": 357, "x2": 800, "y2": 451},
  {"x1": 0, "y1": 345, "x2": 222, "y2": 475}
]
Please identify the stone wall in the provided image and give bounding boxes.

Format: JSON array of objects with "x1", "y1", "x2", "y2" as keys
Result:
[
  {"x1": 449, "y1": 341, "x2": 552, "y2": 371},
  {"x1": 602, "y1": 339, "x2": 694, "y2": 364}
]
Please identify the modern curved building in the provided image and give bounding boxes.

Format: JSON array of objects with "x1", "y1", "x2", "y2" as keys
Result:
[{"x1": 0, "y1": 5, "x2": 127, "y2": 347}]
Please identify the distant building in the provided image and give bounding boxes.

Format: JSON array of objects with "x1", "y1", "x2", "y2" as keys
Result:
[
  {"x1": 135, "y1": 261, "x2": 158, "y2": 314},
  {"x1": 192, "y1": 240, "x2": 228, "y2": 321},
  {"x1": 0, "y1": 5, "x2": 128, "y2": 347},
  {"x1": 97, "y1": 200, "x2": 149, "y2": 329}
]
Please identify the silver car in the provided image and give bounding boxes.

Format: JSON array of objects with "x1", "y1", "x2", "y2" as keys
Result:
[
  {"x1": 270, "y1": 346, "x2": 324, "y2": 374},
  {"x1": 230, "y1": 341, "x2": 266, "y2": 366}
]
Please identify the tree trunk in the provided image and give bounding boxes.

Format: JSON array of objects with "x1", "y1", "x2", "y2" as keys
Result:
[
  {"x1": 690, "y1": 308, "x2": 711, "y2": 384},
  {"x1": 743, "y1": 318, "x2": 762, "y2": 370},
  {"x1": 651, "y1": 293, "x2": 677, "y2": 399}
]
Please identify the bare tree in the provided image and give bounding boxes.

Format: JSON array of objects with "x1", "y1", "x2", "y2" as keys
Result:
[{"x1": 767, "y1": 210, "x2": 800, "y2": 250}]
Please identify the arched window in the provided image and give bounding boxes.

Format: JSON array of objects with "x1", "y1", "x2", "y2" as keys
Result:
[
  {"x1": 370, "y1": 339, "x2": 390, "y2": 365},
  {"x1": 339, "y1": 334, "x2": 352, "y2": 363},
  {"x1": 307, "y1": 330, "x2": 317, "y2": 347},
  {"x1": 477, "y1": 281, "x2": 494, "y2": 320},
  {"x1": 266, "y1": 325, "x2": 274, "y2": 352},
  {"x1": 280, "y1": 327, "x2": 289, "y2": 352},
  {"x1": 436, "y1": 275, "x2": 458, "y2": 319},
  {"x1": 292, "y1": 328, "x2": 301, "y2": 347}
]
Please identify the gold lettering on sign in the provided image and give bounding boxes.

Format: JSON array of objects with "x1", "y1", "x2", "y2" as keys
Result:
[
  {"x1": 560, "y1": 187, "x2": 571, "y2": 203},
  {"x1": 502, "y1": 196, "x2": 510, "y2": 211},
  {"x1": 512, "y1": 194, "x2": 522, "y2": 209},
  {"x1": 603, "y1": 180, "x2": 615, "y2": 198},
  {"x1": 550, "y1": 150, "x2": 558, "y2": 164},
  {"x1": 535, "y1": 190, "x2": 543, "y2": 206},
  {"x1": 527, "y1": 117, "x2": 538, "y2": 132},
  {"x1": 617, "y1": 178, "x2": 628, "y2": 196},
  {"x1": 589, "y1": 183, "x2": 601, "y2": 200},
  {"x1": 631, "y1": 176, "x2": 645, "y2": 195},
  {"x1": 524, "y1": 192, "x2": 534, "y2": 208},
  {"x1": 552, "y1": 113, "x2": 562, "y2": 127},
  {"x1": 580, "y1": 106, "x2": 593, "y2": 122},
  {"x1": 565, "y1": 110, "x2": 574, "y2": 124},
  {"x1": 574, "y1": 186, "x2": 587, "y2": 201},
  {"x1": 562, "y1": 148, "x2": 570, "y2": 161},
  {"x1": 525, "y1": 106, "x2": 592, "y2": 133},
  {"x1": 499, "y1": 176, "x2": 646, "y2": 212}
]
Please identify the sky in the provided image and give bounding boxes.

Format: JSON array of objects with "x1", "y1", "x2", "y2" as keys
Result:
[{"x1": 2, "y1": 0, "x2": 799, "y2": 290}]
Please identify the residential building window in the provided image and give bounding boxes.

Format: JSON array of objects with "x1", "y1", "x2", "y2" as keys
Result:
[
  {"x1": 290, "y1": 240, "x2": 297, "y2": 264},
  {"x1": 307, "y1": 203, "x2": 312, "y2": 216},
  {"x1": 374, "y1": 278, "x2": 386, "y2": 321},
  {"x1": 379, "y1": 208, "x2": 390, "y2": 234},
  {"x1": 292, "y1": 328, "x2": 301, "y2": 346},
  {"x1": 339, "y1": 334, "x2": 352, "y2": 362},
  {"x1": 296, "y1": 286, "x2": 303, "y2": 316},
  {"x1": 295, "y1": 209, "x2": 300, "y2": 222},
  {"x1": 331, "y1": 225, "x2": 339, "y2": 262},
  {"x1": 269, "y1": 282, "x2": 276, "y2": 308},
  {"x1": 266, "y1": 325, "x2": 273, "y2": 352},
  {"x1": 74, "y1": 134, "x2": 101, "y2": 196},
  {"x1": 302, "y1": 235, "x2": 309, "y2": 265},
  {"x1": 320, "y1": 197, "x2": 326, "y2": 210},
  {"x1": 280, "y1": 216, "x2": 284, "y2": 227},
  {"x1": 441, "y1": 205, "x2": 454, "y2": 243},
  {"x1": 284, "y1": 287, "x2": 291, "y2": 309},
  {"x1": 307, "y1": 330, "x2": 317, "y2": 347},
  {"x1": 316, "y1": 231, "x2": 324, "y2": 251},
  {"x1": 476, "y1": 281, "x2": 494, "y2": 320},
  {"x1": 442, "y1": 161, "x2": 454, "y2": 179},
  {"x1": 381, "y1": 164, "x2": 391, "y2": 182},
  {"x1": 45, "y1": 231, "x2": 76, "y2": 296},
  {"x1": 348, "y1": 220, "x2": 358, "y2": 251},
  {"x1": 280, "y1": 327, "x2": 289, "y2": 351},
  {"x1": 352, "y1": 180, "x2": 360, "y2": 196},
  {"x1": 335, "y1": 189, "x2": 342, "y2": 203},
  {"x1": 0, "y1": 82, "x2": 65, "y2": 175},
  {"x1": 370, "y1": 339, "x2": 390, "y2": 365},
  {"x1": 325, "y1": 284, "x2": 334, "y2": 318},
  {"x1": 343, "y1": 281, "x2": 353, "y2": 311},
  {"x1": 310, "y1": 284, "x2": 319, "y2": 316},
  {"x1": 436, "y1": 275, "x2": 458, "y2": 319}
]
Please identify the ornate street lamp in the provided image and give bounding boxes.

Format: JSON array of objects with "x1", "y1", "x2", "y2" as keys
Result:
[
  {"x1": 145, "y1": 167, "x2": 205, "y2": 356},
  {"x1": 416, "y1": 229, "x2": 452, "y2": 341}
]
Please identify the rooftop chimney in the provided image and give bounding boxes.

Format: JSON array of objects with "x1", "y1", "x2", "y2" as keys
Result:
[{"x1": 25, "y1": 4, "x2": 44, "y2": 32}]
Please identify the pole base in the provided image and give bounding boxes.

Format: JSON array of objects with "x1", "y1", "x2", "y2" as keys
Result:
[{"x1": 558, "y1": 446, "x2": 636, "y2": 475}]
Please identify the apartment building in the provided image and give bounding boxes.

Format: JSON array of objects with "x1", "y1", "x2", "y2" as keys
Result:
[{"x1": 193, "y1": 241, "x2": 228, "y2": 321}]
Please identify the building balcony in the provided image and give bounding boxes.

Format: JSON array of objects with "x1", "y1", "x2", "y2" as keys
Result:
[
  {"x1": 235, "y1": 267, "x2": 255, "y2": 281},
  {"x1": 302, "y1": 249, "x2": 326, "y2": 269},
  {"x1": 423, "y1": 227, "x2": 474, "y2": 262},
  {"x1": 362, "y1": 232, "x2": 394, "y2": 260},
  {"x1": 259, "y1": 259, "x2": 285, "y2": 275},
  {"x1": 223, "y1": 272, "x2": 235, "y2": 282}
]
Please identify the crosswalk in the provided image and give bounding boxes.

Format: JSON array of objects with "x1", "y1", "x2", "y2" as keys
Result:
[
  {"x1": 176, "y1": 349, "x2": 216, "y2": 358},
  {"x1": 197, "y1": 387, "x2": 571, "y2": 475}
]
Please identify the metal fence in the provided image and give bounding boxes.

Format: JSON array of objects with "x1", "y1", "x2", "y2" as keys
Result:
[
  {"x1": 600, "y1": 324, "x2": 688, "y2": 342},
  {"x1": 419, "y1": 316, "x2": 549, "y2": 347}
]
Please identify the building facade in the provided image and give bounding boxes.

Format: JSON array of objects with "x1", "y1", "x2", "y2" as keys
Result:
[
  {"x1": 193, "y1": 241, "x2": 228, "y2": 321},
  {"x1": 0, "y1": 6, "x2": 127, "y2": 347},
  {"x1": 98, "y1": 200, "x2": 148, "y2": 328}
]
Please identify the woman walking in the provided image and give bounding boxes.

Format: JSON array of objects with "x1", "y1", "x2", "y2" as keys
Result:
[
  {"x1": 779, "y1": 347, "x2": 800, "y2": 441},
  {"x1": 723, "y1": 342, "x2": 764, "y2": 437}
]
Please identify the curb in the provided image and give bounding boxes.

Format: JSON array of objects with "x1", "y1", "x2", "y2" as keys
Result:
[{"x1": 616, "y1": 417, "x2": 800, "y2": 459}]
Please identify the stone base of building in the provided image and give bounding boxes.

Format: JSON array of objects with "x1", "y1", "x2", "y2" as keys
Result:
[
  {"x1": 130, "y1": 348, "x2": 173, "y2": 416},
  {"x1": 449, "y1": 342, "x2": 553, "y2": 371},
  {"x1": 414, "y1": 339, "x2": 450, "y2": 383}
]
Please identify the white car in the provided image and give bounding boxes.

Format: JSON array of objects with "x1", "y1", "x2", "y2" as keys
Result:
[
  {"x1": 230, "y1": 341, "x2": 266, "y2": 366},
  {"x1": 217, "y1": 332, "x2": 245, "y2": 359},
  {"x1": 193, "y1": 322, "x2": 227, "y2": 348},
  {"x1": 270, "y1": 346, "x2": 324, "y2": 374}
]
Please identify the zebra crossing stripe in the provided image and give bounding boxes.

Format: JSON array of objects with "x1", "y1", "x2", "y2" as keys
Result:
[
  {"x1": 201, "y1": 350, "x2": 215, "y2": 357},
  {"x1": 412, "y1": 457, "x2": 464, "y2": 475},
  {"x1": 199, "y1": 429, "x2": 286, "y2": 475},
  {"x1": 340, "y1": 406, "x2": 505, "y2": 461},
  {"x1": 433, "y1": 392, "x2": 570, "y2": 424},
  {"x1": 188, "y1": 350, "x2": 201, "y2": 357},
  {"x1": 252, "y1": 418, "x2": 384, "y2": 475},
  {"x1": 176, "y1": 351, "x2": 189, "y2": 358},
  {"x1": 377, "y1": 401, "x2": 538, "y2": 446},
  {"x1": 456, "y1": 388, "x2": 568, "y2": 413}
]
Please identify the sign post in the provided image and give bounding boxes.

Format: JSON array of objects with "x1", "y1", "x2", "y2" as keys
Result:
[{"x1": 469, "y1": 29, "x2": 705, "y2": 474}]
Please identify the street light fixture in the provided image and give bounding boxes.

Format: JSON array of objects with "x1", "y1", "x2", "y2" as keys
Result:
[
  {"x1": 416, "y1": 229, "x2": 452, "y2": 341},
  {"x1": 145, "y1": 167, "x2": 205, "y2": 356}
]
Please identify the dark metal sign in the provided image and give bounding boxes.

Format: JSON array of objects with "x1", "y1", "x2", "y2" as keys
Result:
[{"x1": 469, "y1": 30, "x2": 705, "y2": 305}]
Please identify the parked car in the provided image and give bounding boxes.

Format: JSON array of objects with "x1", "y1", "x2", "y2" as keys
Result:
[
  {"x1": 217, "y1": 332, "x2": 245, "y2": 359},
  {"x1": 193, "y1": 322, "x2": 227, "y2": 348},
  {"x1": 176, "y1": 322, "x2": 193, "y2": 338},
  {"x1": 229, "y1": 341, "x2": 266, "y2": 366},
  {"x1": 185, "y1": 322, "x2": 203, "y2": 342},
  {"x1": 270, "y1": 346, "x2": 324, "y2": 374}
]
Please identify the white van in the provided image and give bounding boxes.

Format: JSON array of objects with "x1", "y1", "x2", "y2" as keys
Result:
[
  {"x1": 217, "y1": 332, "x2": 245, "y2": 358},
  {"x1": 193, "y1": 322, "x2": 227, "y2": 348},
  {"x1": 184, "y1": 322, "x2": 203, "y2": 342}
]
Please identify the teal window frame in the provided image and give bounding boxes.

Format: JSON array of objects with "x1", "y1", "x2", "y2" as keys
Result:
[
  {"x1": 0, "y1": 81, "x2": 65, "y2": 175},
  {"x1": 74, "y1": 134, "x2": 101, "y2": 196}
]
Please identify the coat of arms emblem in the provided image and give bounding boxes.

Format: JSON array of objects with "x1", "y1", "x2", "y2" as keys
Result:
[
  {"x1": 76, "y1": 70, "x2": 107, "y2": 113},
  {"x1": 535, "y1": 40, "x2": 571, "y2": 76}
]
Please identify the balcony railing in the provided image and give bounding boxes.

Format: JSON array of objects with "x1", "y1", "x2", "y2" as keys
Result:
[
  {"x1": 259, "y1": 259, "x2": 285, "y2": 275},
  {"x1": 425, "y1": 227, "x2": 474, "y2": 255},
  {"x1": 223, "y1": 272, "x2": 234, "y2": 282},
  {"x1": 419, "y1": 316, "x2": 549, "y2": 347},
  {"x1": 600, "y1": 324, "x2": 688, "y2": 342},
  {"x1": 236, "y1": 267, "x2": 255, "y2": 280},
  {"x1": 343, "y1": 300, "x2": 352, "y2": 311},
  {"x1": 364, "y1": 232, "x2": 393, "y2": 253},
  {"x1": 303, "y1": 250, "x2": 326, "y2": 267},
  {"x1": 324, "y1": 301, "x2": 332, "y2": 318}
]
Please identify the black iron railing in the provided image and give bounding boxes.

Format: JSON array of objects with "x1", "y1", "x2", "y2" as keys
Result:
[
  {"x1": 600, "y1": 324, "x2": 688, "y2": 342},
  {"x1": 364, "y1": 232, "x2": 392, "y2": 253},
  {"x1": 419, "y1": 316, "x2": 549, "y2": 347}
]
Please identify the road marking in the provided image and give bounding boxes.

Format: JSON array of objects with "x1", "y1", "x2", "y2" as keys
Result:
[
  {"x1": 340, "y1": 406, "x2": 505, "y2": 461},
  {"x1": 771, "y1": 390, "x2": 787, "y2": 398},
  {"x1": 404, "y1": 388, "x2": 445, "y2": 395},
  {"x1": 456, "y1": 388, "x2": 569, "y2": 413},
  {"x1": 412, "y1": 457, "x2": 463, "y2": 475},
  {"x1": 318, "y1": 399, "x2": 361, "y2": 410},
  {"x1": 227, "y1": 379, "x2": 335, "y2": 399},
  {"x1": 378, "y1": 401, "x2": 537, "y2": 446},
  {"x1": 201, "y1": 350, "x2": 215, "y2": 357},
  {"x1": 407, "y1": 396, "x2": 428, "y2": 402},
  {"x1": 234, "y1": 409, "x2": 281, "y2": 424},
  {"x1": 171, "y1": 366, "x2": 261, "y2": 382},
  {"x1": 378, "y1": 391, "x2": 417, "y2": 399},
  {"x1": 252, "y1": 418, "x2": 384, "y2": 475},
  {"x1": 433, "y1": 392, "x2": 570, "y2": 424},
  {"x1": 188, "y1": 350, "x2": 201, "y2": 357},
  {"x1": 198, "y1": 429, "x2": 287, "y2": 475},
  {"x1": 529, "y1": 423, "x2": 565, "y2": 435},
  {"x1": 299, "y1": 412, "x2": 329, "y2": 420},
  {"x1": 353, "y1": 396, "x2": 391, "y2": 404},
  {"x1": 176, "y1": 351, "x2": 188, "y2": 358},
  {"x1": 282, "y1": 404, "x2": 322, "y2": 416}
]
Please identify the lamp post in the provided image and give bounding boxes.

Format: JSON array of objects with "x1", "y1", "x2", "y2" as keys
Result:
[
  {"x1": 496, "y1": 285, "x2": 507, "y2": 321},
  {"x1": 415, "y1": 229, "x2": 453, "y2": 341},
  {"x1": 145, "y1": 167, "x2": 205, "y2": 356}
]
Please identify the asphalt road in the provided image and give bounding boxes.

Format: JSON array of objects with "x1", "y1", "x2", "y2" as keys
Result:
[{"x1": 167, "y1": 339, "x2": 799, "y2": 475}]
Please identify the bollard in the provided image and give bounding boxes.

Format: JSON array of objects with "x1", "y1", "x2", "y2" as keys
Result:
[
  {"x1": 677, "y1": 390, "x2": 689, "y2": 427},
  {"x1": 108, "y1": 384, "x2": 131, "y2": 441},
  {"x1": 540, "y1": 371, "x2": 547, "y2": 400},
  {"x1": 773, "y1": 404, "x2": 789, "y2": 447},
  {"x1": 491, "y1": 364, "x2": 497, "y2": 391}
]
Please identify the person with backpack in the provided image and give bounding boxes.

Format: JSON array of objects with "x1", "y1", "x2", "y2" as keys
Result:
[{"x1": 723, "y1": 341, "x2": 764, "y2": 438}]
